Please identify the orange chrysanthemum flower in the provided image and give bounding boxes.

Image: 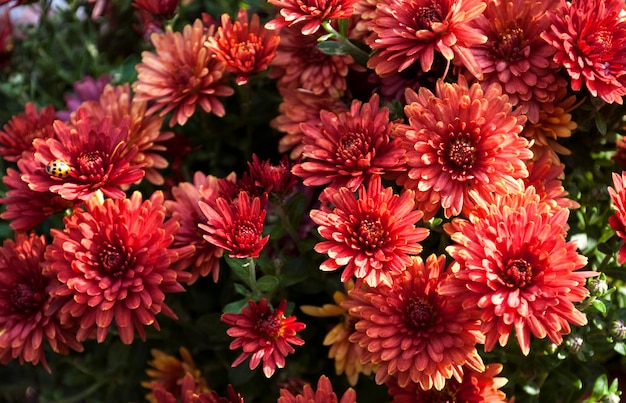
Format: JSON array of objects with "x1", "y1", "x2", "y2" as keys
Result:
[
  {"x1": 24, "y1": 108, "x2": 145, "y2": 201},
  {"x1": 278, "y1": 375, "x2": 357, "y2": 403},
  {"x1": 399, "y1": 78, "x2": 532, "y2": 219},
  {"x1": 142, "y1": 347, "x2": 209, "y2": 402},
  {"x1": 387, "y1": 363, "x2": 508, "y2": 402},
  {"x1": 292, "y1": 94, "x2": 407, "y2": 191},
  {"x1": 300, "y1": 281, "x2": 374, "y2": 386},
  {"x1": 0, "y1": 233, "x2": 83, "y2": 372},
  {"x1": 151, "y1": 373, "x2": 243, "y2": 403},
  {"x1": 0, "y1": 102, "x2": 56, "y2": 162},
  {"x1": 310, "y1": 175, "x2": 429, "y2": 287},
  {"x1": 524, "y1": 150, "x2": 579, "y2": 211},
  {"x1": 221, "y1": 299, "x2": 306, "y2": 378},
  {"x1": 206, "y1": 9, "x2": 280, "y2": 86},
  {"x1": 133, "y1": 19, "x2": 235, "y2": 126},
  {"x1": 270, "y1": 26, "x2": 354, "y2": 98},
  {"x1": 265, "y1": 0, "x2": 359, "y2": 35},
  {"x1": 366, "y1": 0, "x2": 487, "y2": 78},
  {"x1": 78, "y1": 84, "x2": 173, "y2": 185},
  {"x1": 541, "y1": 0, "x2": 626, "y2": 104},
  {"x1": 469, "y1": 0, "x2": 566, "y2": 123},
  {"x1": 271, "y1": 87, "x2": 348, "y2": 160},
  {"x1": 609, "y1": 171, "x2": 626, "y2": 265},
  {"x1": 441, "y1": 185, "x2": 595, "y2": 355},
  {"x1": 343, "y1": 254, "x2": 485, "y2": 390},
  {"x1": 44, "y1": 191, "x2": 193, "y2": 344}
]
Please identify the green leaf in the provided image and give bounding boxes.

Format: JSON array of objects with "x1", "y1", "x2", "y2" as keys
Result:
[
  {"x1": 256, "y1": 275, "x2": 279, "y2": 292},
  {"x1": 316, "y1": 41, "x2": 347, "y2": 56},
  {"x1": 592, "y1": 299, "x2": 608, "y2": 314},
  {"x1": 595, "y1": 113, "x2": 608, "y2": 135},
  {"x1": 223, "y1": 299, "x2": 249, "y2": 314},
  {"x1": 224, "y1": 255, "x2": 254, "y2": 288},
  {"x1": 233, "y1": 283, "x2": 250, "y2": 297},
  {"x1": 614, "y1": 342, "x2": 626, "y2": 355}
]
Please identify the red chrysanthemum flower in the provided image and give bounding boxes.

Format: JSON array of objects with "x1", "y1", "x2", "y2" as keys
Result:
[
  {"x1": 206, "y1": 9, "x2": 280, "y2": 86},
  {"x1": 247, "y1": 154, "x2": 298, "y2": 200},
  {"x1": 151, "y1": 373, "x2": 243, "y2": 403},
  {"x1": 270, "y1": 26, "x2": 354, "y2": 97},
  {"x1": 23, "y1": 108, "x2": 144, "y2": 201},
  {"x1": 541, "y1": 0, "x2": 626, "y2": 104},
  {"x1": 43, "y1": 191, "x2": 193, "y2": 344},
  {"x1": 387, "y1": 363, "x2": 508, "y2": 402},
  {"x1": 165, "y1": 171, "x2": 236, "y2": 284},
  {"x1": 292, "y1": 94, "x2": 407, "y2": 191},
  {"x1": 366, "y1": 0, "x2": 487, "y2": 78},
  {"x1": 310, "y1": 175, "x2": 429, "y2": 287},
  {"x1": 399, "y1": 78, "x2": 532, "y2": 220},
  {"x1": 132, "y1": 0, "x2": 179, "y2": 17},
  {"x1": 525, "y1": 151, "x2": 579, "y2": 211},
  {"x1": 441, "y1": 185, "x2": 595, "y2": 355},
  {"x1": 133, "y1": 19, "x2": 235, "y2": 127},
  {"x1": 278, "y1": 375, "x2": 357, "y2": 403},
  {"x1": 0, "y1": 233, "x2": 83, "y2": 372},
  {"x1": 78, "y1": 84, "x2": 173, "y2": 186},
  {"x1": 265, "y1": 0, "x2": 359, "y2": 35},
  {"x1": 343, "y1": 254, "x2": 485, "y2": 390},
  {"x1": 0, "y1": 102, "x2": 56, "y2": 162},
  {"x1": 271, "y1": 87, "x2": 348, "y2": 160},
  {"x1": 221, "y1": 298, "x2": 306, "y2": 378},
  {"x1": 0, "y1": 11, "x2": 12, "y2": 70},
  {"x1": 0, "y1": 162, "x2": 77, "y2": 232},
  {"x1": 198, "y1": 190, "x2": 269, "y2": 258},
  {"x1": 608, "y1": 171, "x2": 626, "y2": 265},
  {"x1": 468, "y1": 0, "x2": 566, "y2": 124}
]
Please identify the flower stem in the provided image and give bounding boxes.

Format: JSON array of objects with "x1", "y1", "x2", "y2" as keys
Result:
[{"x1": 321, "y1": 20, "x2": 370, "y2": 67}]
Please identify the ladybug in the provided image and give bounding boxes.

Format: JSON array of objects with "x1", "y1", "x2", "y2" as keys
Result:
[{"x1": 45, "y1": 160, "x2": 72, "y2": 178}]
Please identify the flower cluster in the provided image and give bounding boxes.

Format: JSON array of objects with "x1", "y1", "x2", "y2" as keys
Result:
[{"x1": 1, "y1": 0, "x2": 626, "y2": 401}]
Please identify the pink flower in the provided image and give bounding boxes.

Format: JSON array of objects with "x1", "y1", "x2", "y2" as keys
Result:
[
  {"x1": 609, "y1": 171, "x2": 626, "y2": 265},
  {"x1": 266, "y1": 0, "x2": 359, "y2": 35}
]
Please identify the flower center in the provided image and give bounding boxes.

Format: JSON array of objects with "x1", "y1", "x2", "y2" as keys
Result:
[
  {"x1": 10, "y1": 283, "x2": 45, "y2": 314},
  {"x1": 503, "y1": 258, "x2": 533, "y2": 288},
  {"x1": 406, "y1": 298, "x2": 434, "y2": 329},
  {"x1": 446, "y1": 136, "x2": 476, "y2": 175},
  {"x1": 99, "y1": 242, "x2": 129, "y2": 278},
  {"x1": 416, "y1": 388, "x2": 458, "y2": 402},
  {"x1": 337, "y1": 132, "x2": 369, "y2": 168},
  {"x1": 77, "y1": 151, "x2": 105, "y2": 179},
  {"x1": 255, "y1": 312, "x2": 282, "y2": 340},
  {"x1": 355, "y1": 215, "x2": 388, "y2": 250},
  {"x1": 233, "y1": 221, "x2": 261, "y2": 250},
  {"x1": 586, "y1": 30, "x2": 613, "y2": 60},
  {"x1": 414, "y1": 2, "x2": 443, "y2": 30},
  {"x1": 495, "y1": 26, "x2": 524, "y2": 62}
]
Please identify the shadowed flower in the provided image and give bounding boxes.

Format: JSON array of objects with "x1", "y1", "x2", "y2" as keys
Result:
[
  {"x1": 78, "y1": 84, "x2": 173, "y2": 186},
  {"x1": 247, "y1": 154, "x2": 298, "y2": 199},
  {"x1": 292, "y1": 94, "x2": 407, "y2": 191},
  {"x1": 441, "y1": 185, "x2": 595, "y2": 355},
  {"x1": 142, "y1": 347, "x2": 209, "y2": 402},
  {"x1": 206, "y1": 9, "x2": 280, "y2": 86},
  {"x1": 609, "y1": 172, "x2": 626, "y2": 265},
  {"x1": 387, "y1": 363, "x2": 508, "y2": 402},
  {"x1": 57, "y1": 74, "x2": 110, "y2": 121},
  {"x1": 151, "y1": 373, "x2": 243, "y2": 403},
  {"x1": 270, "y1": 26, "x2": 354, "y2": 98},
  {"x1": 23, "y1": 108, "x2": 145, "y2": 201},
  {"x1": 541, "y1": 0, "x2": 626, "y2": 104},
  {"x1": 43, "y1": 191, "x2": 193, "y2": 344},
  {"x1": 272, "y1": 87, "x2": 348, "y2": 160},
  {"x1": 311, "y1": 176, "x2": 429, "y2": 287},
  {"x1": 278, "y1": 375, "x2": 357, "y2": 403},
  {"x1": 221, "y1": 299, "x2": 306, "y2": 378},
  {"x1": 165, "y1": 171, "x2": 236, "y2": 284},
  {"x1": 0, "y1": 162, "x2": 77, "y2": 232},
  {"x1": 300, "y1": 280, "x2": 374, "y2": 386},
  {"x1": 133, "y1": 19, "x2": 235, "y2": 126},
  {"x1": 198, "y1": 190, "x2": 269, "y2": 258},
  {"x1": 0, "y1": 102, "x2": 56, "y2": 162},
  {"x1": 132, "y1": 0, "x2": 179, "y2": 17},
  {"x1": 0, "y1": 233, "x2": 83, "y2": 372},
  {"x1": 521, "y1": 86, "x2": 578, "y2": 162},
  {"x1": 265, "y1": 0, "x2": 359, "y2": 35},
  {"x1": 0, "y1": 11, "x2": 12, "y2": 70},
  {"x1": 366, "y1": 0, "x2": 487, "y2": 78},
  {"x1": 469, "y1": 0, "x2": 566, "y2": 123},
  {"x1": 399, "y1": 78, "x2": 532, "y2": 220},
  {"x1": 343, "y1": 254, "x2": 485, "y2": 390},
  {"x1": 524, "y1": 150, "x2": 579, "y2": 211}
]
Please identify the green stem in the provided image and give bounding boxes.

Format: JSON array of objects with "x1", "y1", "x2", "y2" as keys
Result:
[
  {"x1": 247, "y1": 257, "x2": 259, "y2": 295},
  {"x1": 273, "y1": 202, "x2": 302, "y2": 250},
  {"x1": 321, "y1": 21, "x2": 370, "y2": 67},
  {"x1": 53, "y1": 379, "x2": 108, "y2": 403}
]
